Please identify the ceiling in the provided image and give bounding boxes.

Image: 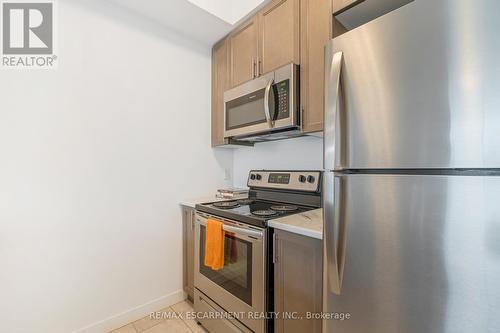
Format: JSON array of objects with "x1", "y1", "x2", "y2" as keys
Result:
[
  {"x1": 186, "y1": 0, "x2": 266, "y2": 24},
  {"x1": 106, "y1": 0, "x2": 269, "y2": 46}
]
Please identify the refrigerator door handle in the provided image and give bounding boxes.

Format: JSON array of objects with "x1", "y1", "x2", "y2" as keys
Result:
[
  {"x1": 323, "y1": 173, "x2": 347, "y2": 295},
  {"x1": 324, "y1": 50, "x2": 344, "y2": 171}
]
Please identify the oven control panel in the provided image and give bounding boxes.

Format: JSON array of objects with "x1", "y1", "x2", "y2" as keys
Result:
[{"x1": 247, "y1": 170, "x2": 321, "y2": 192}]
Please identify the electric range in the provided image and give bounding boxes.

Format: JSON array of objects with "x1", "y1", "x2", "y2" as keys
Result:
[
  {"x1": 196, "y1": 170, "x2": 322, "y2": 227},
  {"x1": 193, "y1": 170, "x2": 322, "y2": 333}
]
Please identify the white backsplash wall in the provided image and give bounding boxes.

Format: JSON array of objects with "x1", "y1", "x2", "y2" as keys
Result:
[{"x1": 232, "y1": 136, "x2": 324, "y2": 188}]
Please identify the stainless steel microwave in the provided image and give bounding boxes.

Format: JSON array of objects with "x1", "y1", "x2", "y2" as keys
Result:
[{"x1": 223, "y1": 63, "x2": 300, "y2": 141}]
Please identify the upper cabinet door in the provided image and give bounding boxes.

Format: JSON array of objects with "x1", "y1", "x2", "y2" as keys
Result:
[
  {"x1": 300, "y1": 0, "x2": 332, "y2": 133},
  {"x1": 259, "y1": 0, "x2": 300, "y2": 75},
  {"x1": 212, "y1": 38, "x2": 229, "y2": 147},
  {"x1": 229, "y1": 18, "x2": 259, "y2": 88}
]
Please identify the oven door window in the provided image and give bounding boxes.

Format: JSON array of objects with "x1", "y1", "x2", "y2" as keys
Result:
[
  {"x1": 199, "y1": 225, "x2": 253, "y2": 305},
  {"x1": 225, "y1": 87, "x2": 277, "y2": 131}
]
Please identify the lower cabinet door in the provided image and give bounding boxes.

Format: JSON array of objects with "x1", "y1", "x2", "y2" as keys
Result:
[
  {"x1": 183, "y1": 206, "x2": 195, "y2": 300},
  {"x1": 274, "y1": 229, "x2": 323, "y2": 333}
]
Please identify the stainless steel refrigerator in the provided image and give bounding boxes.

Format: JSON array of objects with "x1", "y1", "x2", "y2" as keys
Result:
[{"x1": 322, "y1": 1, "x2": 500, "y2": 332}]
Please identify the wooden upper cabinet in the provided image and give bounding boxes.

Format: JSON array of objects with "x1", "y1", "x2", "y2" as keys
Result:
[
  {"x1": 212, "y1": 38, "x2": 229, "y2": 147},
  {"x1": 300, "y1": 0, "x2": 332, "y2": 133},
  {"x1": 228, "y1": 0, "x2": 300, "y2": 87},
  {"x1": 333, "y1": 0, "x2": 365, "y2": 14},
  {"x1": 229, "y1": 18, "x2": 259, "y2": 88},
  {"x1": 259, "y1": 0, "x2": 300, "y2": 75},
  {"x1": 212, "y1": 0, "x2": 335, "y2": 144}
]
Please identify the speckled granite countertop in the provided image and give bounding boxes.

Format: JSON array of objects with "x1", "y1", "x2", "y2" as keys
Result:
[{"x1": 268, "y1": 208, "x2": 323, "y2": 240}]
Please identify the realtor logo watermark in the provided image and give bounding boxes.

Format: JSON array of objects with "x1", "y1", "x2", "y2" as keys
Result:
[{"x1": 1, "y1": 0, "x2": 57, "y2": 68}]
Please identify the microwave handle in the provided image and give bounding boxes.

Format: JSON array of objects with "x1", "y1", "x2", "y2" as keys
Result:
[{"x1": 264, "y1": 78, "x2": 275, "y2": 128}]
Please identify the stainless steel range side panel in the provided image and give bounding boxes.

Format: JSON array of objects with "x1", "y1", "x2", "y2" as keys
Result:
[
  {"x1": 327, "y1": 0, "x2": 500, "y2": 169},
  {"x1": 324, "y1": 174, "x2": 500, "y2": 333}
]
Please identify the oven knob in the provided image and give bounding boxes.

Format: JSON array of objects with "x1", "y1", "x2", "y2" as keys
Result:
[
  {"x1": 250, "y1": 174, "x2": 256, "y2": 180},
  {"x1": 256, "y1": 174, "x2": 262, "y2": 180},
  {"x1": 299, "y1": 175, "x2": 307, "y2": 183},
  {"x1": 307, "y1": 175, "x2": 315, "y2": 183}
]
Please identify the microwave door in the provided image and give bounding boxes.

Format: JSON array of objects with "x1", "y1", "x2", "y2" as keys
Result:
[{"x1": 224, "y1": 75, "x2": 275, "y2": 138}]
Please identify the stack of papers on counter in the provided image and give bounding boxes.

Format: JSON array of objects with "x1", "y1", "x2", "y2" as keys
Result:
[{"x1": 216, "y1": 187, "x2": 248, "y2": 199}]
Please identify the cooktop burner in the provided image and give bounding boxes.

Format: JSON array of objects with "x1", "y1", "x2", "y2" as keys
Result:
[
  {"x1": 212, "y1": 201, "x2": 240, "y2": 209},
  {"x1": 252, "y1": 209, "x2": 279, "y2": 217},
  {"x1": 270, "y1": 205, "x2": 298, "y2": 212},
  {"x1": 237, "y1": 199, "x2": 255, "y2": 205}
]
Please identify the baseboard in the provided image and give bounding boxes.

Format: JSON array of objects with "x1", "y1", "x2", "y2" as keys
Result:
[{"x1": 73, "y1": 290, "x2": 187, "y2": 333}]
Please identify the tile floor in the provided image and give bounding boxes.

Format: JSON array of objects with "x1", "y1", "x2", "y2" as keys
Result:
[{"x1": 109, "y1": 300, "x2": 206, "y2": 333}]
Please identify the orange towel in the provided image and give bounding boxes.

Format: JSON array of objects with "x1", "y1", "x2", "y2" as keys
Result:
[{"x1": 204, "y1": 219, "x2": 225, "y2": 270}]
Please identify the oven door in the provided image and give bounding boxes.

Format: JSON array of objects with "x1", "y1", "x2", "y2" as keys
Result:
[{"x1": 194, "y1": 212, "x2": 266, "y2": 333}]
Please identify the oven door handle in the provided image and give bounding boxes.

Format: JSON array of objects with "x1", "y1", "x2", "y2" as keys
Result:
[
  {"x1": 223, "y1": 224, "x2": 263, "y2": 238},
  {"x1": 197, "y1": 218, "x2": 263, "y2": 238},
  {"x1": 264, "y1": 78, "x2": 275, "y2": 128}
]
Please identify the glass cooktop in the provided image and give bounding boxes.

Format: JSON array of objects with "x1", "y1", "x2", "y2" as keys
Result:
[{"x1": 196, "y1": 198, "x2": 315, "y2": 228}]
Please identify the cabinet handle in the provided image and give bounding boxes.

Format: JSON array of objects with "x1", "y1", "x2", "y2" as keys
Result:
[
  {"x1": 258, "y1": 58, "x2": 262, "y2": 76},
  {"x1": 252, "y1": 58, "x2": 257, "y2": 78},
  {"x1": 191, "y1": 211, "x2": 195, "y2": 230}
]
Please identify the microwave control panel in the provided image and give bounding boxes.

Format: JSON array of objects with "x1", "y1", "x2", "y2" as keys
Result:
[{"x1": 275, "y1": 80, "x2": 289, "y2": 119}]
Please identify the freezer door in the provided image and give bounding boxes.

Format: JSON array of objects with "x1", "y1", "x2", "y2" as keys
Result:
[
  {"x1": 326, "y1": 0, "x2": 500, "y2": 169},
  {"x1": 324, "y1": 174, "x2": 500, "y2": 333}
]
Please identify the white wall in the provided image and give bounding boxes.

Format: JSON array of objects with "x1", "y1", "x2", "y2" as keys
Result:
[
  {"x1": 232, "y1": 136, "x2": 323, "y2": 188},
  {"x1": 0, "y1": 1, "x2": 232, "y2": 332}
]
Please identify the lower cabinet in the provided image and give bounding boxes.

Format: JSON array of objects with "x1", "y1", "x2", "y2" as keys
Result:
[
  {"x1": 274, "y1": 229, "x2": 323, "y2": 333},
  {"x1": 182, "y1": 206, "x2": 195, "y2": 301}
]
